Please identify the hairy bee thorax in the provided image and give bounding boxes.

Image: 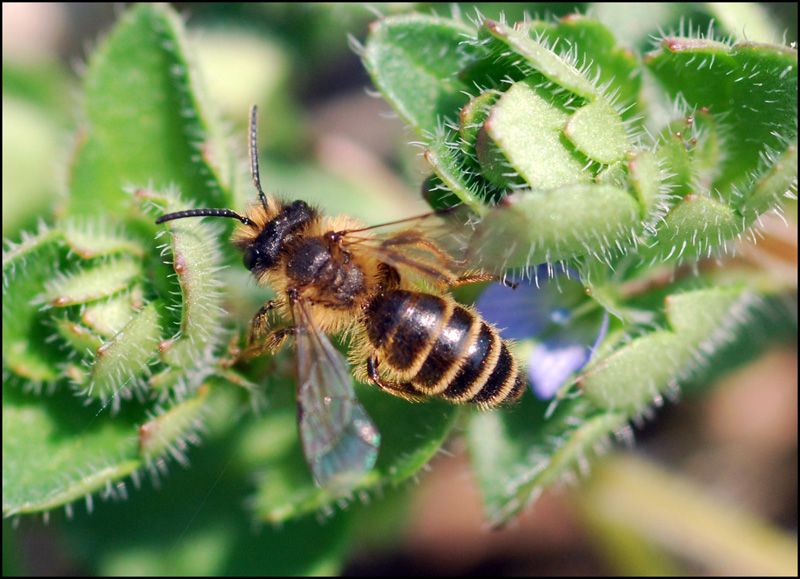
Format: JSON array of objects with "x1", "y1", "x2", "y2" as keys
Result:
[{"x1": 233, "y1": 200, "x2": 384, "y2": 335}]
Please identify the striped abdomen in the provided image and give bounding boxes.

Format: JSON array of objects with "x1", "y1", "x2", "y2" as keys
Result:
[{"x1": 364, "y1": 290, "x2": 525, "y2": 407}]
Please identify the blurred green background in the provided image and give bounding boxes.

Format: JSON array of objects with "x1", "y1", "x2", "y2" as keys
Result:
[{"x1": 3, "y1": 3, "x2": 796, "y2": 576}]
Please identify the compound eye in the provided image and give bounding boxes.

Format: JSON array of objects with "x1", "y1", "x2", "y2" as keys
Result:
[{"x1": 243, "y1": 246, "x2": 260, "y2": 271}]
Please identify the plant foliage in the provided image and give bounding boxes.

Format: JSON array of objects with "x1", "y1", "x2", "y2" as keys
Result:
[{"x1": 3, "y1": 3, "x2": 796, "y2": 572}]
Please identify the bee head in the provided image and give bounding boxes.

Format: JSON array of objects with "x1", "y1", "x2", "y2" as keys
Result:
[
  {"x1": 240, "y1": 200, "x2": 315, "y2": 274},
  {"x1": 155, "y1": 106, "x2": 318, "y2": 276}
]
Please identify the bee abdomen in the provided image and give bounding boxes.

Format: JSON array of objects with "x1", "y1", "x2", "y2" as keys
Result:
[
  {"x1": 441, "y1": 334, "x2": 525, "y2": 406},
  {"x1": 365, "y1": 291, "x2": 445, "y2": 372},
  {"x1": 364, "y1": 290, "x2": 524, "y2": 407}
]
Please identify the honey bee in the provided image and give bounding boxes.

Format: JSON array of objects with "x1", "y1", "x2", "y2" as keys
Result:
[{"x1": 156, "y1": 106, "x2": 525, "y2": 491}]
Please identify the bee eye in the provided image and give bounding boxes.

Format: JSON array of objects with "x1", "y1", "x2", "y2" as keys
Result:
[{"x1": 243, "y1": 246, "x2": 260, "y2": 271}]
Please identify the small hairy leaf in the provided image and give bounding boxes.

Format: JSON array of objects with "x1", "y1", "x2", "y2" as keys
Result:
[
  {"x1": 581, "y1": 287, "x2": 756, "y2": 411},
  {"x1": 362, "y1": 14, "x2": 478, "y2": 133}
]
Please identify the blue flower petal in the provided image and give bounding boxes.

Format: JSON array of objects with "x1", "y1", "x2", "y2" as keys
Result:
[
  {"x1": 529, "y1": 342, "x2": 588, "y2": 399},
  {"x1": 476, "y1": 266, "x2": 609, "y2": 400}
]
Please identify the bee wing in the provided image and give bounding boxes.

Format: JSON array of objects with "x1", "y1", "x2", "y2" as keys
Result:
[
  {"x1": 340, "y1": 205, "x2": 480, "y2": 286},
  {"x1": 292, "y1": 297, "x2": 380, "y2": 491}
]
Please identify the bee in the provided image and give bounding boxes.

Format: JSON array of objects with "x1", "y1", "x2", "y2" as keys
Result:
[{"x1": 156, "y1": 106, "x2": 525, "y2": 491}]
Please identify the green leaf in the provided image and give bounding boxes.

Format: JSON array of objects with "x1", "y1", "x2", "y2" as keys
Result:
[
  {"x1": 645, "y1": 38, "x2": 798, "y2": 205},
  {"x1": 424, "y1": 132, "x2": 497, "y2": 210},
  {"x1": 740, "y1": 143, "x2": 798, "y2": 221},
  {"x1": 565, "y1": 100, "x2": 631, "y2": 165},
  {"x1": 2, "y1": 385, "x2": 141, "y2": 515},
  {"x1": 42, "y1": 259, "x2": 143, "y2": 307},
  {"x1": 155, "y1": 200, "x2": 226, "y2": 371},
  {"x1": 61, "y1": 219, "x2": 145, "y2": 259},
  {"x1": 362, "y1": 14, "x2": 478, "y2": 134},
  {"x1": 655, "y1": 129, "x2": 695, "y2": 202},
  {"x1": 581, "y1": 286, "x2": 755, "y2": 412},
  {"x1": 53, "y1": 318, "x2": 103, "y2": 353},
  {"x1": 459, "y1": 91, "x2": 499, "y2": 158},
  {"x1": 480, "y1": 19, "x2": 597, "y2": 100},
  {"x1": 3, "y1": 227, "x2": 69, "y2": 383},
  {"x1": 469, "y1": 184, "x2": 640, "y2": 268},
  {"x1": 82, "y1": 292, "x2": 146, "y2": 338},
  {"x1": 68, "y1": 3, "x2": 230, "y2": 218},
  {"x1": 3, "y1": 4, "x2": 238, "y2": 518},
  {"x1": 479, "y1": 78, "x2": 594, "y2": 190},
  {"x1": 468, "y1": 392, "x2": 628, "y2": 526},
  {"x1": 549, "y1": 15, "x2": 643, "y2": 119},
  {"x1": 86, "y1": 302, "x2": 161, "y2": 401},
  {"x1": 627, "y1": 151, "x2": 662, "y2": 218},
  {"x1": 2, "y1": 380, "x2": 211, "y2": 516},
  {"x1": 641, "y1": 193, "x2": 742, "y2": 262}
]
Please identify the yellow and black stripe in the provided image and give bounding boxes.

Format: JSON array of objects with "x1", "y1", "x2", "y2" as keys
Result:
[{"x1": 365, "y1": 290, "x2": 524, "y2": 407}]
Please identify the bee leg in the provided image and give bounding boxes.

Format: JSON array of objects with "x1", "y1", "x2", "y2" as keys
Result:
[
  {"x1": 243, "y1": 300, "x2": 294, "y2": 357},
  {"x1": 247, "y1": 300, "x2": 279, "y2": 344},
  {"x1": 242, "y1": 327, "x2": 293, "y2": 358},
  {"x1": 264, "y1": 327, "x2": 294, "y2": 351},
  {"x1": 367, "y1": 355, "x2": 426, "y2": 402},
  {"x1": 451, "y1": 272, "x2": 518, "y2": 289}
]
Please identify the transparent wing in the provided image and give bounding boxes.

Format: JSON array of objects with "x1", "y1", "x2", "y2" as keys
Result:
[
  {"x1": 339, "y1": 204, "x2": 482, "y2": 286},
  {"x1": 292, "y1": 297, "x2": 380, "y2": 491}
]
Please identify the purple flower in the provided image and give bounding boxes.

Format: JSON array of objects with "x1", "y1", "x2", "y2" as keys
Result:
[{"x1": 476, "y1": 266, "x2": 608, "y2": 399}]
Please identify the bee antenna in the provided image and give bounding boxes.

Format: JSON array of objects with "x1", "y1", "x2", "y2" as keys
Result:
[
  {"x1": 155, "y1": 208, "x2": 255, "y2": 226},
  {"x1": 249, "y1": 105, "x2": 270, "y2": 213}
]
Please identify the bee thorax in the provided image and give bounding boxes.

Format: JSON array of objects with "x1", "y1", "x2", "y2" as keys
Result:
[{"x1": 285, "y1": 237, "x2": 367, "y2": 310}]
